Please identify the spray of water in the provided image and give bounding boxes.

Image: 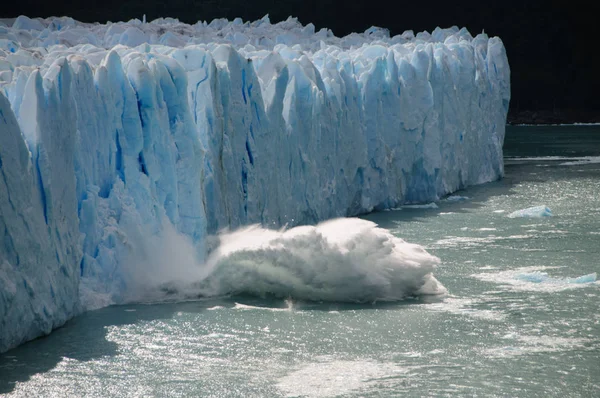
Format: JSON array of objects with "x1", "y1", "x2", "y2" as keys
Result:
[{"x1": 119, "y1": 218, "x2": 446, "y2": 303}]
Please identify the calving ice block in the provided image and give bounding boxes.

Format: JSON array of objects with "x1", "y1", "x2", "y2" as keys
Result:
[{"x1": 0, "y1": 15, "x2": 510, "y2": 352}]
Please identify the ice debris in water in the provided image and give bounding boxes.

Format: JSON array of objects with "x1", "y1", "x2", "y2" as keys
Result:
[
  {"x1": 472, "y1": 266, "x2": 598, "y2": 293},
  {"x1": 516, "y1": 272, "x2": 597, "y2": 284},
  {"x1": 403, "y1": 203, "x2": 439, "y2": 209},
  {"x1": 444, "y1": 195, "x2": 470, "y2": 202},
  {"x1": 507, "y1": 205, "x2": 552, "y2": 218}
]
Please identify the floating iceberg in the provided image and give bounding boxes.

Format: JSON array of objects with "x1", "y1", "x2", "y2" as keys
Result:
[
  {"x1": 507, "y1": 206, "x2": 553, "y2": 218},
  {"x1": 0, "y1": 16, "x2": 510, "y2": 352}
]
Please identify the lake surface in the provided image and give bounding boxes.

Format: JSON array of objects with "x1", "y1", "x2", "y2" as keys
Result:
[{"x1": 1, "y1": 125, "x2": 599, "y2": 397}]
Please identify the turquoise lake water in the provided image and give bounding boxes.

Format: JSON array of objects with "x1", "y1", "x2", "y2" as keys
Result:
[{"x1": 1, "y1": 125, "x2": 599, "y2": 397}]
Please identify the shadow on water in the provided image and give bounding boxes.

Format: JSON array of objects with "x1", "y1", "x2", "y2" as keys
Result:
[
  {"x1": 0, "y1": 300, "x2": 214, "y2": 393},
  {"x1": 0, "y1": 294, "x2": 441, "y2": 393},
  {"x1": 227, "y1": 293, "x2": 445, "y2": 312}
]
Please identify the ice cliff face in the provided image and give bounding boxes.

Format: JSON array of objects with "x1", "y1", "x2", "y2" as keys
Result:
[
  {"x1": 0, "y1": 15, "x2": 510, "y2": 352},
  {"x1": 0, "y1": 66, "x2": 81, "y2": 352}
]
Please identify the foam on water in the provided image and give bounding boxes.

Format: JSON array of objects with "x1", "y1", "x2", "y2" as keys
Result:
[
  {"x1": 505, "y1": 156, "x2": 600, "y2": 164},
  {"x1": 484, "y1": 334, "x2": 597, "y2": 358},
  {"x1": 506, "y1": 156, "x2": 577, "y2": 161},
  {"x1": 559, "y1": 156, "x2": 600, "y2": 166},
  {"x1": 233, "y1": 301, "x2": 294, "y2": 312},
  {"x1": 427, "y1": 296, "x2": 508, "y2": 321},
  {"x1": 276, "y1": 360, "x2": 405, "y2": 398},
  {"x1": 472, "y1": 266, "x2": 598, "y2": 292},
  {"x1": 433, "y1": 234, "x2": 532, "y2": 249}
]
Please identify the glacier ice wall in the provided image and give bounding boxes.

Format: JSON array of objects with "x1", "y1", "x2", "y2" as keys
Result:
[
  {"x1": 0, "y1": 15, "x2": 510, "y2": 352},
  {"x1": 0, "y1": 65, "x2": 81, "y2": 352}
]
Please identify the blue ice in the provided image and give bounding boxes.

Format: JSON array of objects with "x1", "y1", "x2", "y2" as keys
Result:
[{"x1": 0, "y1": 16, "x2": 510, "y2": 352}]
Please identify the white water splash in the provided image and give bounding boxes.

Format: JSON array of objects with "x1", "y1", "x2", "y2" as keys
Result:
[{"x1": 119, "y1": 218, "x2": 446, "y2": 304}]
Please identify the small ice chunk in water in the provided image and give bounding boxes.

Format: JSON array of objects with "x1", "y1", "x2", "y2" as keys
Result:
[
  {"x1": 403, "y1": 203, "x2": 439, "y2": 209},
  {"x1": 516, "y1": 272, "x2": 596, "y2": 284},
  {"x1": 568, "y1": 273, "x2": 597, "y2": 284},
  {"x1": 444, "y1": 195, "x2": 470, "y2": 202},
  {"x1": 508, "y1": 205, "x2": 552, "y2": 218}
]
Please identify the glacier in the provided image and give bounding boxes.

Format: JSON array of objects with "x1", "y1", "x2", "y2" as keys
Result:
[{"x1": 0, "y1": 15, "x2": 510, "y2": 352}]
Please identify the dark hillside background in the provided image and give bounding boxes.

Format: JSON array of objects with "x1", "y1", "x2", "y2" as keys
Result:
[{"x1": 2, "y1": 0, "x2": 597, "y2": 124}]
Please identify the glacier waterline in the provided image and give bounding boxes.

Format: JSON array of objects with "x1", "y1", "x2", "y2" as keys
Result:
[
  {"x1": 1, "y1": 125, "x2": 599, "y2": 397},
  {"x1": 0, "y1": 16, "x2": 509, "y2": 352}
]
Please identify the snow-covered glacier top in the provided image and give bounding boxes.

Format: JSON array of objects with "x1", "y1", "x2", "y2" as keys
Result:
[
  {"x1": 0, "y1": 15, "x2": 506, "y2": 90},
  {"x1": 0, "y1": 15, "x2": 509, "y2": 353},
  {"x1": 3, "y1": 14, "x2": 478, "y2": 51}
]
